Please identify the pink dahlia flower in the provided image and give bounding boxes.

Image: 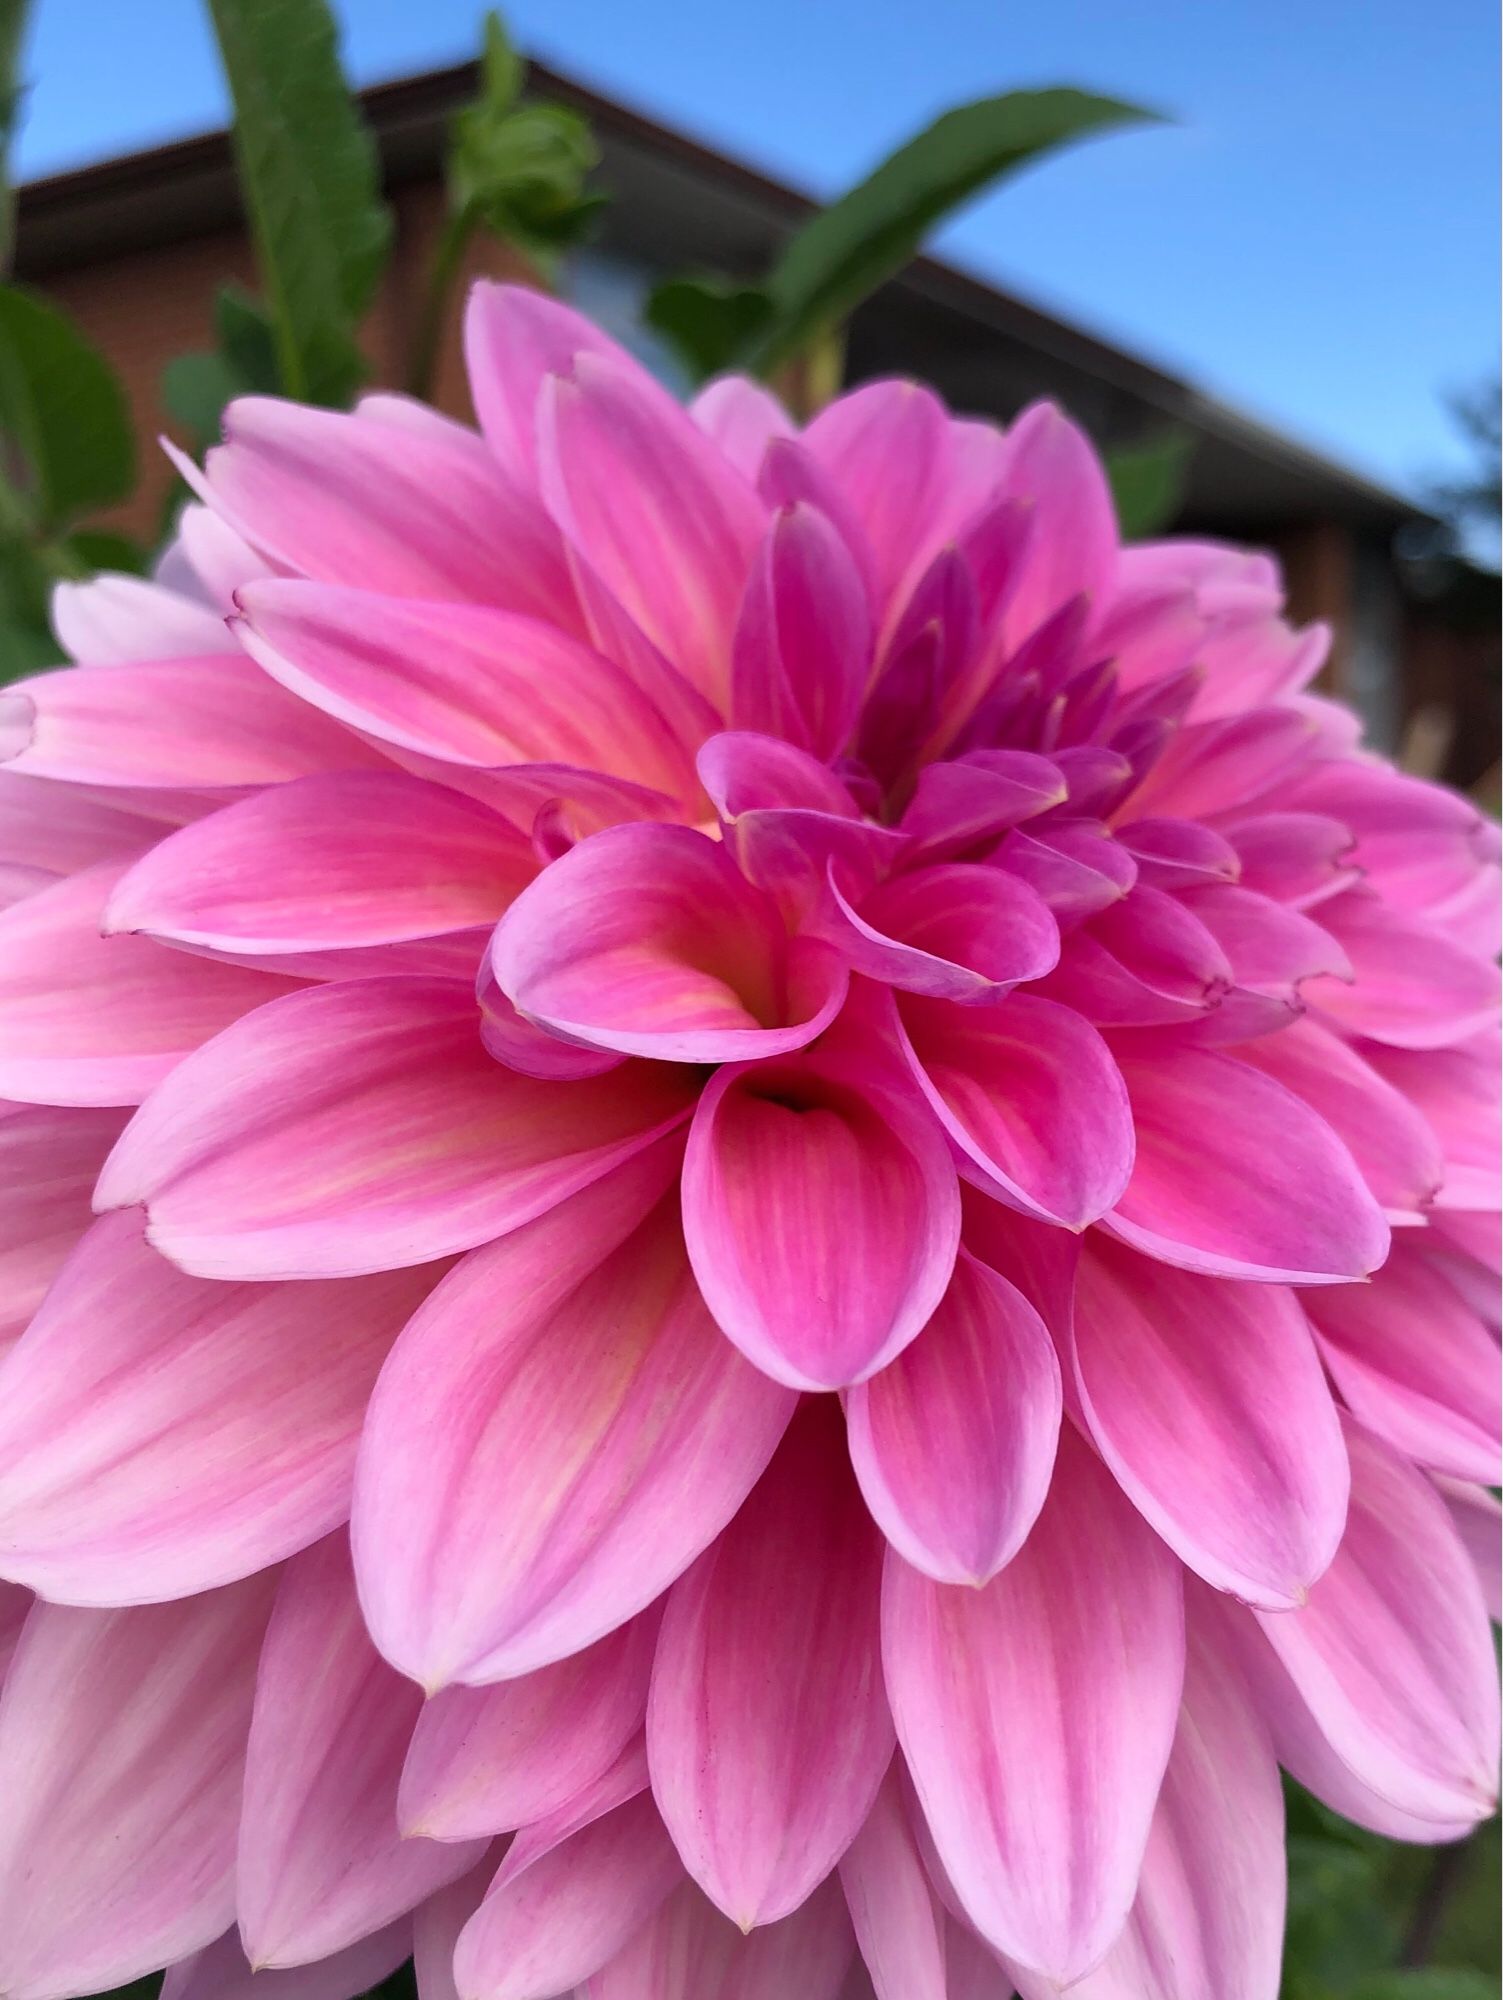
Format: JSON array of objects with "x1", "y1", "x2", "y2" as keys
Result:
[{"x1": 0, "y1": 282, "x2": 1495, "y2": 2000}]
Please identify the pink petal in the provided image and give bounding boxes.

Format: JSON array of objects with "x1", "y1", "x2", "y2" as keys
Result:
[
  {"x1": 1217, "y1": 810, "x2": 1358, "y2": 909},
  {"x1": 681, "y1": 1044, "x2": 959, "y2": 1390},
  {"x1": 1071, "y1": 1237, "x2": 1348, "y2": 1607},
  {"x1": 204, "y1": 396, "x2": 583, "y2": 628},
  {"x1": 1180, "y1": 881, "x2": 1351, "y2": 996},
  {"x1": 538, "y1": 353, "x2": 764, "y2": 703},
  {"x1": 837, "y1": 1765, "x2": 947, "y2": 2000},
  {"x1": 399, "y1": 1612, "x2": 659, "y2": 1840},
  {"x1": 894, "y1": 989, "x2": 1135, "y2": 1227},
  {"x1": 161, "y1": 1920, "x2": 412, "y2": 2000},
  {"x1": 1304, "y1": 887, "x2": 1501, "y2": 1049},
  {"x1": 96, "y1": 977, "x2": 696, "y2": 1278},
  {"x1": 239, "y1": 1535, "x2": 485, "y2": 1968},
  {"x1": 1106, "y1": 1046, "x2": 1390, "y2": 1283},
  {"x1": 1305, "y1": 1238, "x2": 1502, "y2": 1482},
  {"x1": 0, "y1": 1100, "x2": 126, "y2": 1348},
  {"x1": 586, "y1": 1875, "x2": 854, "y2": 2000},
  {"x1": 106, "y1": 772, "x2": 536, "y2": 955},
  {"x1": 731, "y1": 502, "x2": 869, "y2": 760},
  {"x1": 648, "y1": 1402, "x2": 892, "y2": 1926},
  {"x1": 0, "y1": 771, "x2": 160, "y2": 904},
  {"x1": 236, "y1": 581, "x2": 702, "y2": 803},
  {"x1": 0, "y1": 655, "x2": 386, "y2": 792},
  {"x1": 353, "y1": 1156, "x2": 796, "y2": 1686},
  {"x1": 803, "y1": 381, "x2": 948, "y2": 615},
  {"x1": 691, "y1": 375, "x2": 797, "y2": 480},
  {"x1": 490, "y1": 822, "x2": 847, "y2": 1064},
  {"x1": 0, "y1": 1576, "x2": 276, "y2": 1999},
  {"x1": 0, "y1": 861, "x2": 304, "y2": 1107},
  {"x1": 883, "y1": 1424, "x2": 1185, "y2": 1984},
  {"x1": 1433, "y1": 1477, "x2": 1502, "y2": 1623},
  {"x1": 1363, "y1": 1037, "x2": 1500, "y2": 1214},
  {"x1": 1124, "y1": 708, "x2": 1324, "y2": 820},
  {"x1": 1252, "y1": 1416, "x2": 1500, "y2": 1825},
  {"x1": 464, "y1": 281, "x2": 637, "y2": 482},
  {"x1": 995, "y1": 401, "x2": 1117, "y2": 651},
  {"x1": 411, "y1": 1850, "x2": 502, "y2": 2000},
  {"x1": 845, "y1": 1247, "x2": 1061, "y2": 1585},
  {"x1": 831, "y1": 862, "x2": 1060, "y2": 1003},
  {"x1": 51, "y1": 571, "x2": 236, "y2": 662},
  {"x1": 453, "y1": 1791, "x2": 683, "y2": 2000},
  {"x1": 994, "y1": 822, "x2": 1138, "y2": 928},
  {"x1": 0, "y1": 1210, "x2": 439, "y2": 1604},
  {"x1": 896, "y1": 751, "x2": 1066, "y2": 866}
]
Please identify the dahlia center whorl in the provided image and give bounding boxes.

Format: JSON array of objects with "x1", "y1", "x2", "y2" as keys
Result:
[{"x1": 0, "y1": 281, "x2": 1494, "y2": 2000}]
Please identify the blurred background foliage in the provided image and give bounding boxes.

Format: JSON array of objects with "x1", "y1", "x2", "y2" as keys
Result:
[{"x1": 0, "y1": 0, "x2": 1494, "y2": 1992}]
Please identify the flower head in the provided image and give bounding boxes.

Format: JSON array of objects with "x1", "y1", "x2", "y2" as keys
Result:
[{"x1": 0, "y1": 283, "x2": 1494, "y2": 2000}]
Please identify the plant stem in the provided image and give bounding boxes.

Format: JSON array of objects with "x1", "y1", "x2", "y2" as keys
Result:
[{"x1": 404, "y1": 207, "x2": 474, "y2": 402}]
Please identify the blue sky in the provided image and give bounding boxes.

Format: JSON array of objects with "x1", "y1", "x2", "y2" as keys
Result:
[{"x1": 17, "y1": 1, "x2": 1499, "y2": 502}]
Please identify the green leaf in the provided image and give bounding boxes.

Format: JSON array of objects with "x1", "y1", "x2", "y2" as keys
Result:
[
  {"x1": 214, "y1": 285, "x2": 282, "y2": 392},
  {"x1": 0, "y1": 0, "x2": 32, "y2": 275},
  {"x1": 644, "y1": 277, "x2": 775, "y2": 381},
  {"x1": 747, "y1": 88, "x2": 1161, "y2": 374},
  {"x1": 1105, "y1": 430, "x2": 1194, "y2": 538},
  {"x1": 1343, "y1": 1975, "x2": 1498, "y2": 2000},
  {"x1": 161, "y1": 349, "x2": 243, "y2": 447},
  {"x1": 474, "y1": 7, "x2": 522, "y2": 118},
  {"x1": 206, "y1": 0, "x2": 392, "y2": 406},
  {"x1": 0, "y1": 285, "x2": 135, "y2": 529}
]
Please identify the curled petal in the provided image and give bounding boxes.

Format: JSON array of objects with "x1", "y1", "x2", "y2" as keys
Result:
[
  {"x1": 490, "y1": 822, "x2": 847, "y2": 1063},
  {"x1": 845, "y1": 1247, "x2": 1061, "y2": 1585},
  {"x1": 682, "y1": 1043, "x2": 959, "y2": 1390},
  {"x1": 354, "y1": 1158, "x2": 796, "y2": 1686},
  {"x1": 897, "y1": 751, "x2": 1066, "y2": 865},
  {"x1": 648, "y1": 1403, "x2": 892, "y2": 1926},
  {"x1": 831, "y1": 863, "x2": 1059, "y2": 1003}
]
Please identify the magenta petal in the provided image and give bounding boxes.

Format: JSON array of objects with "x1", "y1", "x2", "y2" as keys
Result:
[
  {"x1": 586, "y1": 1875, "x2": 854, "y2": 2000},
  {"x1": 96, "y1": 977, "x2": 696, "y2": 1278},
  {"x1": 846, "y1": 1247, "x2": 1061, "y2": 1585},
  {"x1": 831, "y1": 863, "x2": 1060, "y2": 1002},
  {"x1": 682, "y1": 1046, "x2": 959, "y2": 1390},
  {"x1": 490, "y1": 821, "x2": 847, "y2": 1063},
  {"x1": 648, "y1": 1403, "x2": 893, "y2": 1926},
  {"x1": 0, "y1": 861, "x2": 304, "y2": 1108},
  {"x1": 161, "y1": 1919, "x2": 412, "y2": 2000},
  {"x1": 897, "y1": 751, "x2": 1066, "y2": 865},
  {"x1": 895, "y1": 989, "x2": 1135, "y2": 1228},
  {"x1": 1106, "y1": 1046, "x2": 1391, "y2": 1283},
  {"x1": 1305, "y1": 1239, "x2": 1502, "y2": 1482},
  {"x1": 239, "y1": 1535, "x2": 485, "y2": 1968},
  {"x1": 691, "y1": 375, "x2": 797, "y2": 479},
  {"x1": 1252, "y1": 1417, "x2": 1500, "y2": 1826},
  {"x1": 803, "y1": 380, "x2": 948, "y2": 614},
  {"x1": 464, "y1": 281, "x2": 636, "y2": 481},
  {"x1": 354, "y1": 1158, "x2": 796, "y2": 1686},
  {"x1": 994, "y1": 400, "x2": 1117, "y2": 651},
  {"x1": 105, "y1": 772, "x2": 536, "y2": 955},
  {"x1": 399, "y1": 1611, "x2": 659, "y2": 1840},
  {"x1": 1072, "y1": 1237, "x2": 1348, "y2": 1608},
  {"x1": 453, "y1": 1792, "x2": 683, "y2": 2000},
  {"x1": 0, "y1": 1576, "x2": 275, "y2": 2000},
  {"x1": 837, "y1": 1766, "x2": 947, "y2": 2000},
  {"x1": 883, "y1": 1425, "x2": 1185, "y2": 1984},
  {"x1": 731, "y1": 502, "x2": 870, "y2": 760},
  {"x1": 0, "y1": 1211, "x2": 439, "y2": 1604}
]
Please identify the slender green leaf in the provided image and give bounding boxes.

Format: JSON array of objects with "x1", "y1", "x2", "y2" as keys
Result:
[
  {"x1": 0, "y1": 285, "x2": 134, "y2": 529},
  {"x1": 645, "y1": 276, "x2": 775, "y2": 380},
  {"x1": 214, "y1": 284, "x2": 281, "y2": 392},
  {"x1": 0, "y1": 0, "x2": 32, "y2": 275},
  {"x1": 206, "y1": 0, "x2": 391, "y2": 405},
  {"x1": 747, "y1": 88, "x2": 1161, "y2": 374},
  {"x1": 160, "y1": 349, "x2": 242, "y2": 446},
  {"x1": 1105, "y1": 429, "x2": 1194, "y2": 538}
]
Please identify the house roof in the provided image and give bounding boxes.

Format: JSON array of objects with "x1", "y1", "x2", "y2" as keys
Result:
[{"x1": 15, "y1": 52, "x2": 1427, "y2": 538}]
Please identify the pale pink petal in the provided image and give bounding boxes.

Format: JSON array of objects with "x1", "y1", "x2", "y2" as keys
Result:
[
  {"x1": 51, "y1": 572, "x2": 235, "y2": 662},
  {"x1": 0, "y1": 1576, "x2": 276, "y2": 1999},
  {"x1": 494, "y1": 1733, "x2": 651, "y2": 1882},
  {"x1": 845, "y1": 1247, "x2": 1061, "y2": 1585},
  {"x1": 203, "y1": 396, "x2": 584, "y2": 628},
  {"x1": 731, "y1": 502, "x2": 869, "y2": 760},
  {"x1": 0, "y1": 655, "x2": 387, "y2": 791},
  {"x1": 236, "y1": 581, "x2": 703, "y2": 802},
  {"x1": 894, "y1": 989, "x2": 1135, "y2": 1227},
  {"x1": 105, "y1": 772, "x2": 536, "y2": 955},
  {"x1": 0, "y1": 1210, "x2": 439, "y2": 1603},
  {"x1": 1433, "y1": 1477, "x2": 1501, "y2": 1623},
  {"x1": 0, "y1": 771, "x2": 159, "y2": 905},
  {"x1": 586, "y1": 1876, "x2": 854, "y2": 2000},
  {"x1": 0, "y1": 861, "x2": 304, "y2": 1107},
  {"x1": 648, "y1": 1402, "x2": 892, "y2": 1926},
  {"x1": 412, "y1": 1850, "x2": 502, "y2": 2000},
  {"x1": 538, "y1": 354, "x2": 764, "y2": 703},
  {"x1": 453, "y1": 1791, "x2": 682, "y2": 2000},
  {"x1": 465, "y1": 281, "x2": 642, "y2": 481},
  {"x1": 884, "y1": 1425, "x2": 1185, "y2": 1985},
  {"x1": 353, "y1": 1158, "x2": 796, "y2": 1686},
  {"x1": 399, "y1": 1612, "x2": 659, "y2": 1840},
  {"x1": 837, "y1": 1765, "x2": 947, "y2": 2000},
  {"x1": 161, "y1": 1920, "x2": 411, "y2": 2000},
  {"x1": 1106, "y1": 1046, "x2": 1390, "y2": 1282},
  {"x1": 490, "y1": 822, "x2": 847, "y2": 1063},
  {"x1": 1072, "y1": 1237, "x2": 1348, "y2": 1607},
  {"x1": 96, "y1": 978, "x2": 696, "y2": 1278},
  {"x1": 691, "y1": 375, "x2": 797, "y2": 480},
  {"x1": 175, "y1": 501, "x2": 277, "y2": 608},
  {"x1": 1251, "y1": 1417, "x2": 1500, "y2": 1825},
  {"x1": 1305, "y1": 1238, "x2": 1502, "y2": 1482},
  {"x1": 681, "y1": 1044, "x2": 959, "y2": 1389},
  {"x1": 0, "y1": 1100, "x2": 126, "y2": 1348},
  {"x1": 239, "y1": 1535, "x2": 485, "y2": 1967}
]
